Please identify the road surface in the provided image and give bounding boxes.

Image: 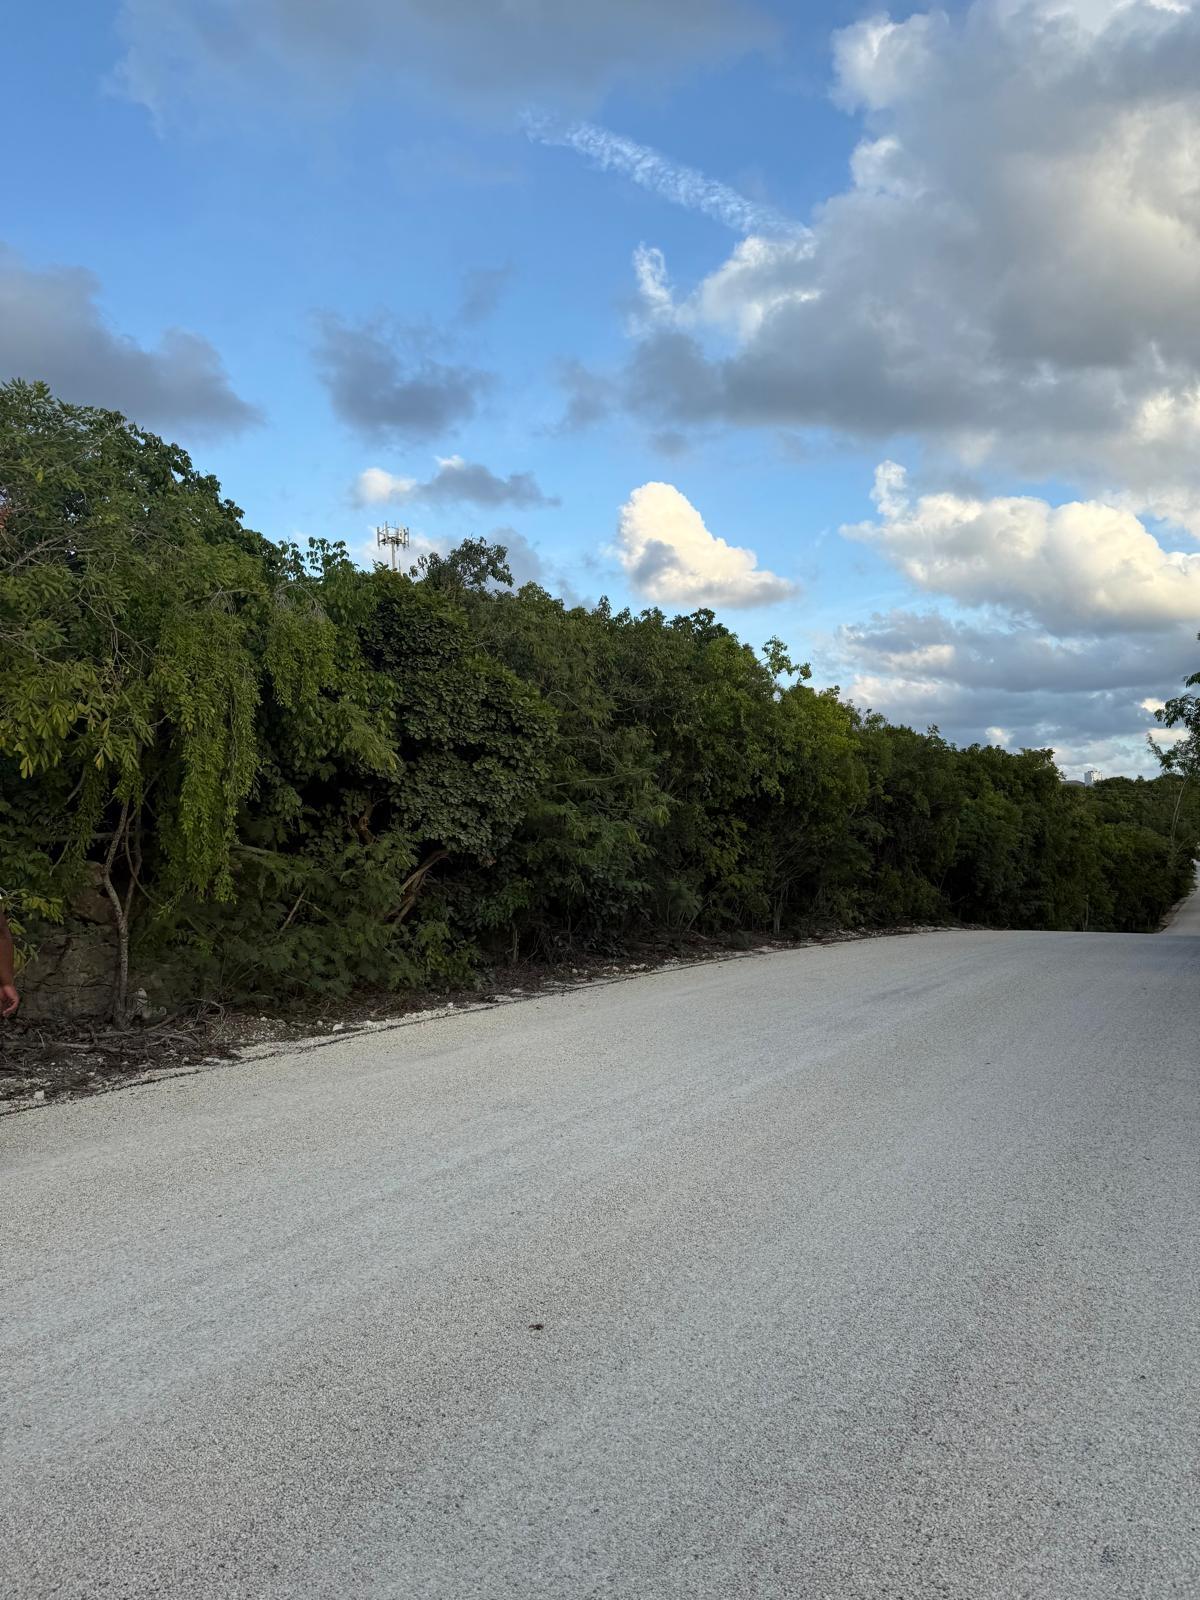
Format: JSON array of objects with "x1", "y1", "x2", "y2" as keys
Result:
[{"x1": 4, "y1": 910, "x2": 1200, "y2": 1598}]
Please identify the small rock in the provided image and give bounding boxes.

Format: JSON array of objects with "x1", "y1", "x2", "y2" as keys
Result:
[{"x1": 32, "y1": 1090, "x2": 45, "y2": 1103}]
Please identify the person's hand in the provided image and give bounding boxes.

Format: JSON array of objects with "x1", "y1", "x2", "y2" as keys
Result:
[{"x1": 0, "y1": 984, "x2": 19, "y2": 1018}]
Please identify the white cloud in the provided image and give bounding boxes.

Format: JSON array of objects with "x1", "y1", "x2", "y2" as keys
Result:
[
  {"x1": 831, "y1": 12, "x2": 943, "y2": 112},
  {"x1": 836, "y1": 611, "x2": 1197, "y2": 696},
  {"x1": 623, "y1": 0, "x2": 1200, "y2": 523},
  {"x1": 354, "y1": 456, "x2": 556, "y2": 508},
  {"x1": 632, "y1": 234, "x2": 817, "y2": 342},
  {"x1": 632, "y1": 246, "x2": 678, "y2": 330},
  {"x1": 356, "y1": 467, "x2": 417, "y2": 505},
  {"x1": 616, "y1": 481, "x2": 795, "y2": 608},
  {"x1": 832, "y1": 603, "x2": 1199, "y2": 775},
  {"x1": 831, "y1": 457, "x2": 1200, "y2": 770},
  {"x1": 845, "y1": 462, "x2": 1200, "y2": 633},
  {"x1": 839, "y1": 657, "x2": 1177, "y2": 777},
  {"x1": 525, "y1": 116, "x2": 802, "y2": 236}
]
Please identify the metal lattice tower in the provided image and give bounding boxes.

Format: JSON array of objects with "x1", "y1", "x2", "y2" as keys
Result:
[{"x1": 375, "y1": 523, "x2": 410, "y2": 571}]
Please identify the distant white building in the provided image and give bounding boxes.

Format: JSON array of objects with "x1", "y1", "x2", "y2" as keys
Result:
[{"x1": 1083, "y1": 768, "x2": 1102, "y2": 787}]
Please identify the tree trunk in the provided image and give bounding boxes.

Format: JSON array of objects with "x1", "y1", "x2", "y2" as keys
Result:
[
  {"x1": 100, "y1": 799, "x2": 131, "y2": 1026},
  {"x1": 1168, "y1": 775, "x2": 1188, "y2": 865},
  {"x1": 388, "y1": 848, "x2": 451, "y2": 924}
]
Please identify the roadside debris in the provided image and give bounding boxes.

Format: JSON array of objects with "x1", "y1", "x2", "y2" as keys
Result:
[{"x1": 0, "y1": 923, "x2": 958, "y2": 1113}]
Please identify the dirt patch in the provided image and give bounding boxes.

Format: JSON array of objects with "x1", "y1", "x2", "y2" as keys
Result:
[
  {"x1": 0, "y1": 924, "x2": 957, "y2": 1114},
  {"x1": 0, "y1": 1012, "x2": 237, "y2": 1110}
]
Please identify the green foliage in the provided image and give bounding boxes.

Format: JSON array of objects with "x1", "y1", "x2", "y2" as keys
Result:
[
  {"x1": 0, "y1": 380, "x2": 296, "y2": 904},
  {"x1": 3, "y1": 381, "x2": 1196, "y2": 1017}
]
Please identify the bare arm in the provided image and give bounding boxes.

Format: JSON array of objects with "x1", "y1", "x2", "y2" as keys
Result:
[{"x1": 0, "y1": 911, "x2": 19, "y2": 1017}]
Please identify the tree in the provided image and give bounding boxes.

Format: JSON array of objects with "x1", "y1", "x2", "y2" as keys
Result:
[
  {"x1": 1152, "y1": 648, "x2": 1200, "y2": 877},
  {"x1": 0, "y1": 382, "x2": 338, "y2": 1019}
]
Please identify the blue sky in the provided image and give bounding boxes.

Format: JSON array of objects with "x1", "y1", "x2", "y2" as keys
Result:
[{"x1": 6, "y1": 0, "x2": 1200, "y2": 776}]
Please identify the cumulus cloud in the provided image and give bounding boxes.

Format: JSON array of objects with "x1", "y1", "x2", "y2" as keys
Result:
[
  {"x1": 838, "y1": 610, "x2": 1196, "y2": 696},
  {"x1": 844, "y1": 462, "x2": 1200, "y2": 634},
  {"x1": 314, "y1": 316, "x2": 491, "y2": 440},
  {"x1": 622, "y1": 0, "x2": 1200, "y2": 522},
  {"x1": 115, "y1": 0, "x2": 770, "y2": 122},
  {"x1": 616, "y1": 482, "x2": 795, "y2": 609},
  {"x1": 838, "y1": 671, "x2": 1156, "y2": 779},
  {"x1": 830, "y1": 447, "x2": 1200, "y2": 774},
  {"x1": 0, "y1": 245, "x2": 258, "y2": 436},
  {"x1": 354, "y1": 456, "x2": 557, "y2": 508},
  {"x1": 355, "y1": 468, "x2": 417, "y2": 505},
  {"x1": 832, "y1": 598, "x2": 1200, "y2": 778},
  {"x1": 838, "y1": 658, "x2": 1174, "y2": 778}
]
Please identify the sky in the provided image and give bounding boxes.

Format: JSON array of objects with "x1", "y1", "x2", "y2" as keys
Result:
[{"x1": 5, "y1": 0, "x2": 1200, "y2": 777}]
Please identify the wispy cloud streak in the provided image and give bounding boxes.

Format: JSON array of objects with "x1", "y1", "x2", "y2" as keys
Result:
[{"x1": 523, "y1": 112, "x2": 804, "y2": 238}]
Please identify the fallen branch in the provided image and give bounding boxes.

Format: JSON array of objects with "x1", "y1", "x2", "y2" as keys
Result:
[{"x1": 386, "y1": 848, "x2": 450, "y2": 924}]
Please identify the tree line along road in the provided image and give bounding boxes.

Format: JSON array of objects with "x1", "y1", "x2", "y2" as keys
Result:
[{"x1": 4, "y1": 897, "x2": 1199, "y2": 1598}]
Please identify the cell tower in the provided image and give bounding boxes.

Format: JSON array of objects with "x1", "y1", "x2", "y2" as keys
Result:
[{"x1": 375, "y1": 523, "x2": 410, "y2": 571}]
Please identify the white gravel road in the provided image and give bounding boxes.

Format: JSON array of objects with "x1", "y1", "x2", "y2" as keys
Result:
[{"x1": 4, "y1": 907, "x2": 1200, "y2": 1598}]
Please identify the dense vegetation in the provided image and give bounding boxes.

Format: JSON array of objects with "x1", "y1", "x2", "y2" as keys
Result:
[{"x1": 2, "y1": 382, "x2": 1197, "y2": 1021}]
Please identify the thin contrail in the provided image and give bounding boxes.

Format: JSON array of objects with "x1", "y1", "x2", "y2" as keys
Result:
[{"x1": 522, "y1": 112, "x2": 804, "y2": 239}]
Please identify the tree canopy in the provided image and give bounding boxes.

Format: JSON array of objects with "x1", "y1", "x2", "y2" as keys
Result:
[{"x1": 3, "y1": 381, "x2": 1197, "y2": 1019}]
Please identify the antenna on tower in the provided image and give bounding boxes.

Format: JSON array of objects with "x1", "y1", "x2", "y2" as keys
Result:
[{"x1": 375, "y1": 522, "x2": 410, "y2": 572}]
